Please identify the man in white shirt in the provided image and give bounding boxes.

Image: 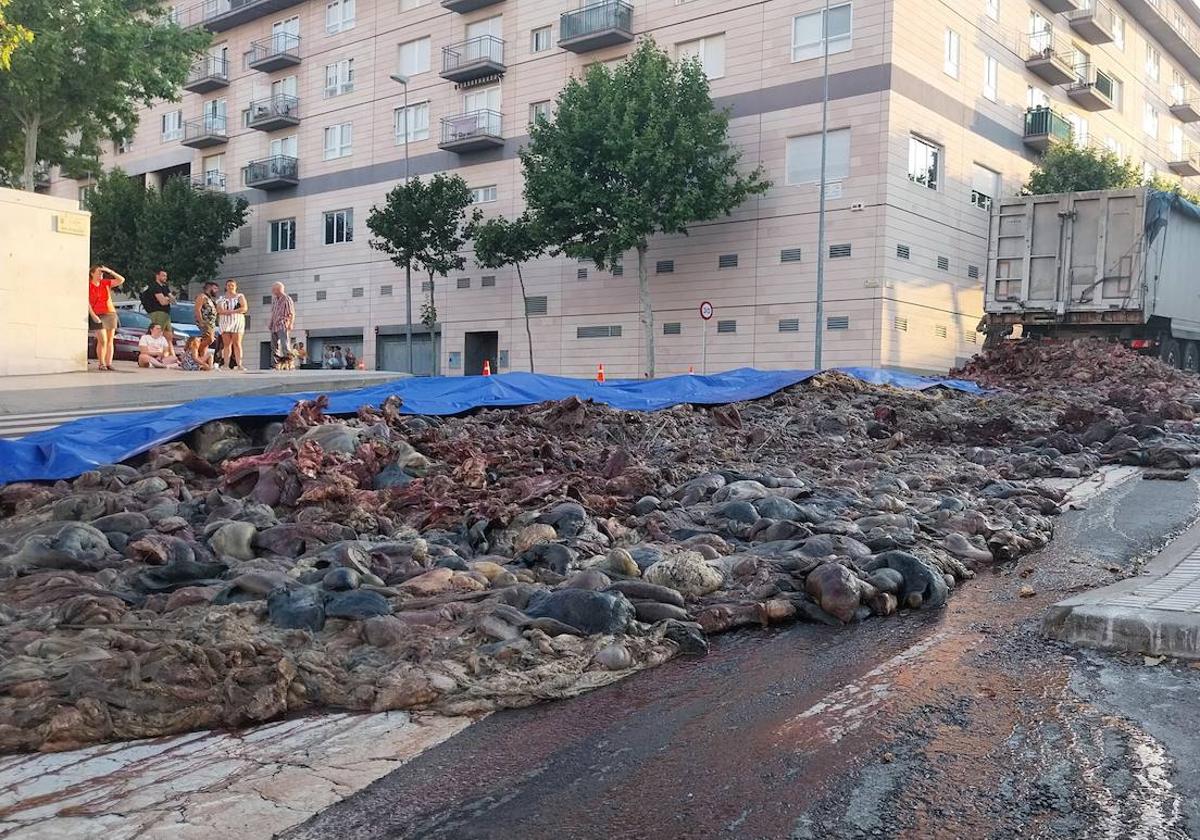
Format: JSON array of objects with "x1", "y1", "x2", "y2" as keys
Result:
[{"x1": 138, "y1": 324, "x2": 178, "y2": 369}]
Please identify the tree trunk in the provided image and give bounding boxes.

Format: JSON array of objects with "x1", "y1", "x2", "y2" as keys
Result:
[
  {"x1": 20, "y1": 113, "x2": 39, "y2": 192},
  {"x1": 516, "y1": 262, "x2": 535, "y2": 372},
  {"x1": 637, "y1": 243, "x2": 655, "y2": 379}
]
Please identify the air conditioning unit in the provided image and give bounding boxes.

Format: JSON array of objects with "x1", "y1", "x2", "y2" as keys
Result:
[{"x1": 850, "y1": 201, "x2": 865, "y2": 212}]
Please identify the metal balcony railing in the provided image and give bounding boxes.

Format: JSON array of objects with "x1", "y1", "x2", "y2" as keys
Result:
[
  {"x1": 248, "y1": 94, "x2": 300, "y2": 128},
  {"x1": 184, "y1": 54, "x2": 229, "y2": 91},
  {"x1": 440, "y1": 109, "x2": 502, "y2": 144},
  {"x1": 560, "y1": 1, "x2": 633, "y2": 45},
  {"x1": 246, "y1": 33, "x2": 300, "y2": 68},
  {"x1": 182, "y1": 114, "x2": 228, "y2": 144},
  {"x1": 1024, "y1": 106, "x2": 1073, "y2": 142},
  {"x1": 1069, "y1": 62, "x2": 1117, "y2": 100},
  {"x1": 442, "y1": 35, "x2": 504, "y2": 74},
  {"x1": 243, "y1": 154, "x2": 299, "y2": 186},
  {"x1": 192, "y1": 171, "x2": 227, "y2": 190}
]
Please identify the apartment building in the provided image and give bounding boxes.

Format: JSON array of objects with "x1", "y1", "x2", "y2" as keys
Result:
[{"x1": 48, "y1": 0, "x2": 1200, "y2": 375}]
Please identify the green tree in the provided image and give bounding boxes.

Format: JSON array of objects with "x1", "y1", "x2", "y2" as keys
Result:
[
  {"x1": 1023, "y1": 144, "x2": 1141, "y2": 195},
  {"x1": 0, "y1": 0, "x2": 33, "y2": 71},
  {"x1": 520, "y1": 38, "x2": 770, "y2": 378},
  {"x1": 1145, "y1": 174, "x2": 1200, "y2": 206},
  {"x1": 472, "y1": 213, "x2": 548, "y2": 372},
  {"x1": 0, "y1": 0, "x2": 207, "y2": 190},
  {"x1": 85, "y1": 170, "x2": 247, "y2": 297},
  {"x1": 367, "y1": 174, "x2": 475, "y2": 374}
]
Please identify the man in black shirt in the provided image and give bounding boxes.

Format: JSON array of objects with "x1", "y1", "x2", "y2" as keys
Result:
[{"x1": 141, "y1": 270, "x2": 175, "y2": 343}]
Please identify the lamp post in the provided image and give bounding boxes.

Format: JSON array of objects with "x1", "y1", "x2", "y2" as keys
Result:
[
  {"x1": 813, "y1": 0, "x2": 831, "y2": 372},
  {"x1": 389, "y1": 72, "x2": 414, "y2": 374}
]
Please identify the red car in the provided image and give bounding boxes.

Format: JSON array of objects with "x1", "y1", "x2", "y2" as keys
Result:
[{"x1": 88, "y1": 310, "x2": 187, "y2": 362}]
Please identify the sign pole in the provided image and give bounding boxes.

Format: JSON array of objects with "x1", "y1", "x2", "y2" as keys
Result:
[{"x1": 698, "y1": 300, "x2": 713, "y2": 375}]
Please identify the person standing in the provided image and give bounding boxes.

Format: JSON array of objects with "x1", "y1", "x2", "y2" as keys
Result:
[
  {"x1": 87, "y1": 265, "x2": 124, "y2": 371},
  {"x1": 343, "y1": 347, "x2": 357, "y2": 371},
  {"x1": 194, "y1": 280, "x2": 219, "y2": 363},
  {"x1": 137, "y1": 323, "x2": 178, "y2": 368},
  {"x1": 141, "y1": 269, "x2": 175, "y2": 344},
  {"x1": 269, "y1": 282, "x2": 296, "y2": 370},
  {"x1": 217, "y1": 279, "x2": 248, "y2": 370}
]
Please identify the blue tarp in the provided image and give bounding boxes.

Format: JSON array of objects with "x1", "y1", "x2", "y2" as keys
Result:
[{"x1": 0, "y1": 367, "x2": 984, "y2": 484}]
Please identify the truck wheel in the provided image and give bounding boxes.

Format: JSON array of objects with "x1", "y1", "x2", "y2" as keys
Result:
[
  {"x1": 1161, "y1": 338, "x2": 1182, "y2": 369},
  {"x1": 1186, "y1": 342, "x2": 1200, "y2": 374}
]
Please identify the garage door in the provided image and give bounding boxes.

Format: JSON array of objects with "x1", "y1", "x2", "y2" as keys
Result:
[{"x1": 377, "y1": 331, "x2": 439, "y2": 376}]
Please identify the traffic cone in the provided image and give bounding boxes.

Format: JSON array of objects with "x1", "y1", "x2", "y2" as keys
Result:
[
  {"x1": 688, "y1": 365, "x2": 694, "y2": 374},
  {"x1": 482, "y1": 359, "x2": 491, "y2": 376},
  {"x1": 596, "y1": 363, "x2": 605, "y2": 383}
]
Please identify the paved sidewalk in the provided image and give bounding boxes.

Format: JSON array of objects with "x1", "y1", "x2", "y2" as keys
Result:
[{"x1": 1044, "y1": 491, "x2": 1200, "y2": 659}]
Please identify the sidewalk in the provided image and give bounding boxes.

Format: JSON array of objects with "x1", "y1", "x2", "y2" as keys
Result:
[{"x1": 1044, "y1": 500, "x2": 1200, "y2": 659}]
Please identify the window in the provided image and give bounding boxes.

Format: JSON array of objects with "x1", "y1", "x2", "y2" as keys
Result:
[
  {"x1": 1105, "y1": 136, "x2": 1123, "y2": 158},
  {"x1": 324, "y1": 59, "x2": 354, "y2": 97},
  {"x1": 1110, "y1": 75, "x2": 1123, "y2": 109},
  {"x1": 398, "y1": 37, "x2": 430, "y2": 76},
  {"x1": 1146, "y1": 44, "x2": 1160, "y2": 82},
  {"x1": 1144, "y1": 102, "x2": 1159, "y2": 138},
  {"x1": 1142, "y1": 161, "x2": 1157, "y2": 183},
  {"x1": 241, "y1": 108, "x2": 251, "y2": 128},
  {"x1": 786, "y1": 128, "x2": 850, "y2": 184},
  {"x1": 1028, "y1": 85, "x2": 1050, "y2": 110},
  {"x1": 202, "y1": 153, "x2": 224, "y2": 190},
  {"x1": 908, "y1": 136, "x2": 940, "y2": 190},
  {"x1": 792, "y1": 3, "x2": 851, "y2": 62},
  {"x1": 161, "y1": 109, "x2": 182, "y2": 141},
  {"x1": 78, "y1": 185, "x2": 94, "y2": 209},
  {"x1": 983, "y1": 55, "x2": 998, "y2": 102},
  {"x1": 1172, "y1": 124, "x2": 1185, "y2": 161},
  {"x1": 676, "y1": 33, "x2": 725, "y2": 79},
  {"x1": 270, "y1": 135, "x2": 298, "y2": 158},
  {"x1": 1173, "y1": 70, "x2": 1187, "y2": 106},
  {"x1": 1068, "y1": 114, "x2": 1089, "y2": 148},
  {"x1": 323, "y1": 123, "x2": 353, "y2": 159},
  {"x1": 531, "y1": 25, "x2": 552, "y2": 53},
  {"x1": 116, "y1": 137, "x2": 132, "y2": 154},
  {"x1": 399, "y1": 0, "x2": 426, "y2": 9},
  {"x1": 529, "y1": 100, "x2": 551, "y2": 124},
  {"x1": 943, "y1": 29, "x2": 959, "y2": 79},
  {"x1": 394, "y1": 101, "x2": 430, "y2": 142},
  {"x1": 270, "y1": 219, "x2": 296, "y2": 252},
  {"x1": 324, "y1": 208, "x2": 353, "y2": 245},
  {"x1": 470, "y1": 185, "x2": 497, "y2": 203},
  {"x1": 1113, "y1": 14, "x2": 1125, "y2": 50},
  {"x1": 985, "y1": 0, "x2": 998, "y2": 21},
  {"x1": 326, "y1": 0, "x2": 354, "y2": 32},
  {"x1": 971, "y1": 163, "x2": 999, "y2": 211}
]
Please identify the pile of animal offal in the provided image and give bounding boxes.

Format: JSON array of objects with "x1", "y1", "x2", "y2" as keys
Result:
[{"x1": 2, "y1": 340, "x2": 1198, "y2": 753}]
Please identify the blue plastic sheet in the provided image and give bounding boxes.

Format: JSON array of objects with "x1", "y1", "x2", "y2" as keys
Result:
[{"x1": 0, "y1": 367, "x2": 984, "y2": 484}]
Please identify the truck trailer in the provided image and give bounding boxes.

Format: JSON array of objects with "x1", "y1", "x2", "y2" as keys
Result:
[{"x1": 984, "y1": 187, "x2": 1200, "y2": 370}]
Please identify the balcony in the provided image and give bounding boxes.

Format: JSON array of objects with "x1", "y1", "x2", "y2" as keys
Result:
[
  {"x1": 1040, "y1": 0, "x2": 1080, "y2": 10},
  {"x1": 559, "y1": 1, "x2": 633, "y2": 53},
  {"x1": 1066, "y1": 63, "x2": 1116, "y2": 111},
  {"x1": 439, "y1": 109, "x2": 504, "y2": 153},
  {"x1": 248, "y1": 94, "x2": 300, "y2": 131},
  {"x1": 1066, "y1": 1, "x2": 1116, "y2": 44},
  {"x1": 183, "y1": 55, "x2": 229, "y2": 93},
  {"x1": 1023, "y1": 32, "x2": 1076, "y2": 85},
  {"x1": 181, "y1": 115, "x2": 229, "y2": 148},
  {"x1": 1172, "y1": 87, "x2": 1200, "y2": 121},
  {"x1": 1023, "y1": 106, "x2": 1072, "y2": 151},
  {"x1": 1118, "y1": 0, "x2": 1200, "y2": 80},
  {"x1": 179, "y1": 0, "x2": 307, "y2": 33},
  {"x1": 441, "y1": 35, "x2": 505, "y2": 83},
  {"x1": 1169, "y1": 150, "x2": 1200, "y2": 176},
  {"x1": 191, "y1": 171, "x2": 227, "y2": 191},
  {"x1": 246, "y1": 33, "x2": 300, "y2": 72},
  {"x1": 441, "y1": 0, "x2": 502, "y2": 11},
  {"x1": 243, "y1": 155, "x2": 299, "y2": 190}
]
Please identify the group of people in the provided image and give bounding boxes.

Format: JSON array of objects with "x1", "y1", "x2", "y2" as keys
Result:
[{"x1": 321, "y1": 345, "x2": 357, "y2": 370}]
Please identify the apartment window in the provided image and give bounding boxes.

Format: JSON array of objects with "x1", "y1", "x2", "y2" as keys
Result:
[
  {"x1": 792, "y1": 3, "x2": 851, "y2": 62},
  {"x1": 1105, "y1": 136, "x2": 1124, "y2": 158},
  {"x1": 78, "y1": 185, "x2": 94, "y2": 209},
  {"x1": 398, "y1": 36, "x2": 431, "y2": 76},
  {"x1": 943, "y1": 29, "x2": 959, "y2": 79},
  {"x1": 1113, "y1": 14, "x2": 1125, "y2": 50},
  {"x1": 971, "y1": 163, "x2": 999, "y2": 211},
  {"x1": 269, "y1": 218, "x2": 296, "y2": 252},
  {"x1": 983, "y1": 55, "x2": 998, "y2": 102},
  {"x1": 470, "y1": 185, "x2": 497, "y2": 203},
  {"x1": 324, "y1": 208, "x2": 353, "y2": 245},
  {"x1": 1028, "y1": 85, "x2": 1050, "y2": 110},
  {"x1": 529, "y1": 100, "x2": 551, "y2": 124},
  {"x1": 1142, "y1": 161, "x2": 1157, "y2": 182},
  {"x1": 324, "y1": 59, "x2": 354, "y2": 97},
  {"x1": 1110, "y1": 75, "x2": 1123, "y2": 110},
  {"x1": 1144, "y1": 102, "x2": 1159, "y2": 139},
  {"x1": 908, "y1": 136, "x2": 940, "y2": 190},
  {"x1": 325, "y1": 0, "x2": 354, "y2": 33},
  {"x1": 202, "y1": 153, "x2": 224, "y2": 189},
  {"x1": 241, "y1": 108, "x2": 252, "y2": 128},
  {"x1": 161, "y1": 109, "x2": 182, "y2": 141},
  {"x1": 399, "y1": 0, "x2": 426, "y2": 9},
  {"x1": 676, "y1": 33, "x2": 725, "y2": 79},
  {"x1": 116, "y1": 137, "x2": 132, "y2": 154},
  {"x1": 531, "y1": 25, "x2": 552, "y2": 53},
  {"x1": 786, "y1": 128, "x2": 850, "y2": 184},
  {"x1": 1146, "y1": 44, "x2": 1160, "y2": 82},
  {"x1": 323, "y1": 123, "x2": 353, "y2": 159},
  {"x1": 1068, "y1": 114, "x2": 1089, "y2": 149},
  {"x1": 394, "y1": 101, "x2": 430, "y2": 142},
  {"x1": 1173, "y1": 70, "x2": 1187, "y2": 106},
  {"x1": 985, "y1": 0, "x2": 998, "y2": 21},
  {"x1": 1172, "y1": 124, "x2": 1185, "y2": 161}
]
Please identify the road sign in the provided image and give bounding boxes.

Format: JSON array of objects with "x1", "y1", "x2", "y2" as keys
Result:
[{"x1": 699, "y1": 301, "x2": 714, "y2": 321}]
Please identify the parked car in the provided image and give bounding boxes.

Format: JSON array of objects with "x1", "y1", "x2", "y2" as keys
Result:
[
  {"x1": 88, "y1": 310, "x2": 187, "y2": 362},
  {"x1": 113, "y1": 298, "x2": 202, "y2": 339}
]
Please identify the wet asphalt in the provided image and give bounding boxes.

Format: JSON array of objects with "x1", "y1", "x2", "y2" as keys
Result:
[{"x1": 285, "y1": 475, "x2": 1200, "y2": 840}]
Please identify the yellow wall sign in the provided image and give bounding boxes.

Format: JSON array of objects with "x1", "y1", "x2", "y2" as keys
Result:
[{"x1": 55, "y1": 213, "x2": 88, "y2": 236}]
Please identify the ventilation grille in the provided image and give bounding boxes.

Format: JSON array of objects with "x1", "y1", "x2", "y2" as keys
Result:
[
  {"x1": 716, "y1": 319, "x2": 737, "y2": 334},
  {"x1": 894, "y1": 316, "x2": 908, "y2": 332},
  {"x1": 937, "y1": 256, "x2": 950, "y2": 271},
  {"x1": 967, "y1": 264, "x2": 980, "y2": 279},
  {"x1": 718, "y1": 254, "x2": 738, "y2": 269},
  {"x1": 316, "y1": 290, "x2": 328, "y2": 301},
  {"x1": 576, "y1": 325, "x2": 622, "y2": 338},
  {"x1": 380, "y1": 285, "x2": 393, "y2": 296},
  {"x1": 663, "y1": 322, "x2": 682, "y2": 335},
  {"x1": 967, "y1": 331, "x2": 978, "y2": 344},
  {"x1": 780, "y1": 248, "x2": 803, "y2": 263},
  {"x1": 827, "y1": 315, "x2": 850, "y2": 330},
  {"x1": 481, "y1": 275, "x2": 496, "y2": 287},
  {"x1": 352, "y1": 287, "x2": 364, "y2": 298},
  {"x1": 612, "y1": 264, "x2": 624, "y2": 276},
  {"x1": 656, "y1": 259, "x2": 675, "y2": 274},
  {"x1": 457, "y1": 277, "x2": 470, "y2": 289},
  {"x1": 829, "y1": 243, "x2": 851, "y2": 258},
  {"x1": 526, "y1": 296, "x2": 548, "y2": 316},
  {"x1": 935, "y1": 324, "x2": 948, "y2": 339},
  {"x1": 577, "y1": 268, "x2": 588, "y2": 279},
  {"x1": 897, "y1": 244, "x2": 910, "y2": 260},
  {"x1": 778, "y1": 318, "x2": 800, "y2": 333},
  {"x1": 261, "y1": 295, "x2": 271, "y2": 305}
]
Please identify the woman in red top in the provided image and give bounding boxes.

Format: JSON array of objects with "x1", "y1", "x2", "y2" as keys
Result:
[{"x1": 87, "y1": 265, "x2": 125, "y2": 371}]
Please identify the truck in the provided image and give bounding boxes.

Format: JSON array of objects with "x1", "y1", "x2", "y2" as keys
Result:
[{"x1": 983, "y1": 187, "x2": 1200, "y2": 370}]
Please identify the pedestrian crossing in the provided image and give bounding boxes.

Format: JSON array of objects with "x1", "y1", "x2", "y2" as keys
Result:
[{"x1": 0, "y1": 402, "x2": 181, "y2": 440}]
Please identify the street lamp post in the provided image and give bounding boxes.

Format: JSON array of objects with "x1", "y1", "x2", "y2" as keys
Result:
[
  {"x1": 389, "y1": 72, "x2": 415, "y2": 374},
  {"x1": 814, "y1": 0, "x2": 831, "y2": 372}
]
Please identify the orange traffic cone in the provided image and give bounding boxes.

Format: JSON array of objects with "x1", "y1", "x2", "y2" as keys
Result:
[
  {"x1": 482, "y1": 359, "x2": 491, "y2": 376},
  {"x1": 596, "y1": 363, "x2": 606, "y2": 383}
]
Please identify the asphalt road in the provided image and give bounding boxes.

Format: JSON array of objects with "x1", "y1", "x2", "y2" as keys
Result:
[{"x1": 286, "y1": 475, "x2": 1200, "y2": 840}]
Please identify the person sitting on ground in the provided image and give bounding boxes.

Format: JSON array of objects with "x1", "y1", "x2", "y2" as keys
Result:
[
  {"x1": 176, "y1": 336, "x2": 212, "y2": 372},
  {"x1": 138, "y1": 324, "x2": 178, "y2": 368}
]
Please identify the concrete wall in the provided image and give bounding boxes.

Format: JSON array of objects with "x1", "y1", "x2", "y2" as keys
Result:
[{"x1": 0, "y1": 188, "x2": 90, "y2": 376}]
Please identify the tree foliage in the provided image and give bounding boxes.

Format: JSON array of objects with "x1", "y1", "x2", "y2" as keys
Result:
[
  {"x1": 472, "y1": 213, "x2": 549, "y2": 372},
  {"x1": 1145, "y1": 174, "x2": 1200, "y2": 206},
  {"x1": 520, "y1": 38, "x2": 769, "y2": 378},
  {"x1": 0, "y1": 0, "x2": 33, "y2": 71},
  {"x1": 1022, "y1": 144, "x2": 1141, "y2": 195},
  {"x1": 85, "y1": 170, "x2": 247, "y2": 297},
  {"x1": 0, "y1": 0, "x2": 207, "y2": 189}
]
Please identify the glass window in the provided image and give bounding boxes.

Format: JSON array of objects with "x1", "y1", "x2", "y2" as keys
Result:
[
  {"x1": 676, "y1": 33, "x2": 726, "y2": 79},
  {"x1": 161, "y1": 110, "x2": 183, "y2": 141},
  {"x1": 785, "y1": 128, "x2": 850, "y2": 184},
  {"x1": 470, "y1": 185, "x2": 497, "y2": 203},
  {"x1": 792, "y1": 3, "x2": 851, "y2": 62},
  {"x1": 270, "y1": 218, "x2": 296, "y2": 252},
  {"x1": 983, "y1": 55, "x2": 997, "y2": 101},
  {"x1": 1172, "y1": 70, "x2": 1187, "y2": 106},
  {"x1": 323, "y1": 123, "x2": 353, "y2": 159},
  {"x1": 1067, "y1": 113, "x2": 1088, "y2": 148},
  {"x1": 1113, "y1": 14, "x2": 1125, "y2": 50},
  {"x1": 324, "y1": 59, "x2": 354, "y2": 97},
  {"x1": 398, "y1": 36, "x2": 431, "y2": 76},
  {"x1": 324, "y1": 208, "x2": 353, "y2": 245},
  {"x1": 970, "y1": 163, "x2": 999, "y2": 211},
  {"x1": 1172, "y1": 124, "x2": 1185, "y2": 160},
  {"x1": 944, "y1": 29, "x2": 959, "y2": 78},
  {"x1": 985, "y1": 0, "x2": 998, "y2": 21},
  {"x1": 1144, "y1": 102, "x2": 1159, "y2": 138},
  {"x1": 908, "y1": 136, "x2": 940, "y2": 190},
  {"x1": 325, "y1": 0, "x2": 354, "y2": 33},
  {"x1": 529, "y1": 100, "x2": 551, "y2": 124},
  {"x1": 531, "y1": 25, "x2": 552, "y2": 53},
  {"x1": 1146, "y1": 44, "x2": 1160, "y2": 81},
  {"x1": 399, "y1": 0, "x2": 426, "y2": 9},
  {"x1": 394, "y1": 101, "x2": 430, "y2": 142}
]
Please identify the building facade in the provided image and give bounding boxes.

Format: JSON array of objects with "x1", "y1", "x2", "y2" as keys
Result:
[{"x1": 48, "y1": 0, "x2": 1200, "y2": 376}]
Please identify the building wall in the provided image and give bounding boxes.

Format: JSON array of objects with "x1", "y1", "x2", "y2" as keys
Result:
[{"x1": 0, "y1": 189, "x2": 91, "y2": 376}]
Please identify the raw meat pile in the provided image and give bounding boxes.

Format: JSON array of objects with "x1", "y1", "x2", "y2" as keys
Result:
[{"x1": 1, "y1": 340, "x2": 1198, "y2": 753}]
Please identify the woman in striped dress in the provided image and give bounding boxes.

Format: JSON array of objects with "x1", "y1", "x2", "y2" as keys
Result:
[{"x1": 217, "y1": 279, "x2": 248, "y2": 370}]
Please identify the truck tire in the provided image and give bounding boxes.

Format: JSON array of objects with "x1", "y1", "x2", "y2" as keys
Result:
[
  {"x1": 1186, "y1": 341, "x2": 1200, "y2": 374},
  {"x1": 1161, "y1": 338, "x2": 1182, "y2": 369}
]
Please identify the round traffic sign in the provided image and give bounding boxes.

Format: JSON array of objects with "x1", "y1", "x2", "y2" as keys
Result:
[{"x1": 699, "y1": 301, "x2": 714, "y2": 321}]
